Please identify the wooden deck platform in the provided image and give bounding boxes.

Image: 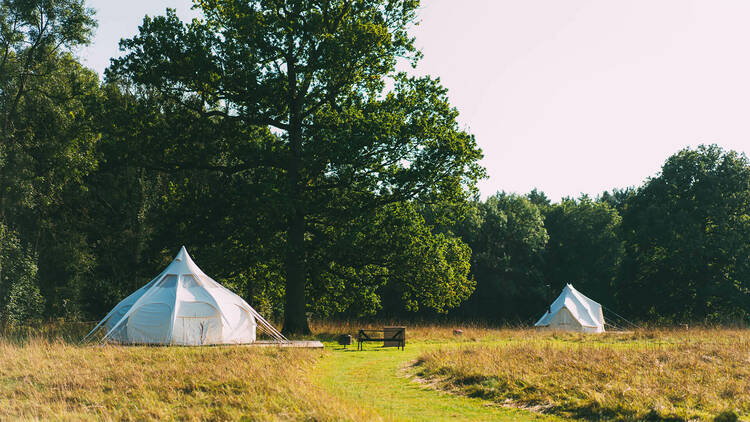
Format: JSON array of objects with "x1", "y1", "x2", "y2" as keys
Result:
[{"x1": 248, "y1": 340, "x2": 324, "y2": 349}]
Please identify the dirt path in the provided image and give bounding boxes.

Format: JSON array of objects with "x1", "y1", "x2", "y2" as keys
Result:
[{"x1": 314, "y1": 342, "x2": 561, "y2": 421}]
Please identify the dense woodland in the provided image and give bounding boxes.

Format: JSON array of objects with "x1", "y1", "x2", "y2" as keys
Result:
[{"x1": 1, "y1": 0, "x2": 748, "y2": 332}]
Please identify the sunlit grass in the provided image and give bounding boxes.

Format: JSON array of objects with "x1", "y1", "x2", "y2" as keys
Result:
[
  {"x1": 0, "y1": 334, "x2": 365, "y2": 421},
  {"x1": 3, "y1": 321, "x2": 748, "y2": 421},
  {"x1": 414, "y1": 328, "x2": 750, "y2": 421}
]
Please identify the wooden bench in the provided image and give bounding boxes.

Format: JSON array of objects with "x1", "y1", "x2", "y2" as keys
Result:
[{"x1": 357, "y1": 327, "x2": 405, "y2": 350}]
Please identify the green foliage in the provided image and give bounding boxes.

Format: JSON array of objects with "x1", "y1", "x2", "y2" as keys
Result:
[
  {"x1": 0, "y1": 224, "x2": 43, "y2": 324},
  {"x1": 0, "y1": 0, "x2": 97, "y2": 203},
  {"x1": 456, "y1": 193, "x2": 548, "y2": 321},
  {"x1": 0, "y1": 0, "x2": 98, "y2": 319},
  {"x1": 4, "y1": 271, "x2": 44, "y2": 325},
  {"x1": 543, "y1": 196, "x2": 622, "y2": 306},
  {"x1": 618, "y1": 145, "x2": 750, "y2": 323},
  {"x1": 281, "y1": 201, "x2": 475, "y2": 318},
  {"x1": 525, "y1": 188, "x2": 551, "y2": 210},
  {"x1": 597, "y1": 187, "x2": 635, "y2": 214},
  {"x1": 362, "y1": 203, "x2": 474, "y2": 316}
]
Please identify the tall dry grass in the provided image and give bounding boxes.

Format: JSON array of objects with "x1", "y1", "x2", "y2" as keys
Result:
[
  {"x1": 0, "y1": 335, "x2": 367, "y2": 421},
  {"x1": 414, "y1": 328, "x2": 750, "y2": 421}
]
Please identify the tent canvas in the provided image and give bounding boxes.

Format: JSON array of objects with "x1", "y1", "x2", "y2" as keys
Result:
[
  {"x1": 84, "y1": 246, "x2": 286, "y2": 345},
  {"x1": 534, "y1": 284, "x2": 605, "y2": 333}
]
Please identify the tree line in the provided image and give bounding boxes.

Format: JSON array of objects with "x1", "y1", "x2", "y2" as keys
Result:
[
  {"x1": 447, "y1": 144, "x2": 750, "y2": 326},
  {"x1": 1, "y1": 0, "x2": 748, "y2": 331}
]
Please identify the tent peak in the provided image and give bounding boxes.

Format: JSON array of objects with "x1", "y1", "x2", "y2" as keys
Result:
[{"x1": 175, "y1": 245, "x2": 189, "y2": 262}]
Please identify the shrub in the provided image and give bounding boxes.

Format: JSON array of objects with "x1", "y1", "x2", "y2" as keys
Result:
[{"x1": 0, "y1": 224, "x2": 44, "y2": 324}]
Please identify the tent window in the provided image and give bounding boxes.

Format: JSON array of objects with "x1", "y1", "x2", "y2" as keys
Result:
[
  {"x1": 181, "y1": 275, "x2": 199, "y2": 289},
  {"x1": 159, "y1": 275, "x2": 178, "y2": 288}
]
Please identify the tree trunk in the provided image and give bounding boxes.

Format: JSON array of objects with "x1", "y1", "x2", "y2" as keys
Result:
[
  {"x1": 281, "y1": 104, "x2": 310, "y2": 335},
  {"x1": 282, "y1": 151, "x2": 310, "y2": 335},
  {"x1": 280, "y1": 45, "x2": 311, "y2": 336},
  {"x1": 282, "y1": 209, "x2": 310, "y2": 335}
]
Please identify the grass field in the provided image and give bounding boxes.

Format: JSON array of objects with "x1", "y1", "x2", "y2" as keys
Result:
[
  {"x1": 0, "y1": 337, "x2": 366, "y2": 421},
  {"x1": 0, "y1": 322, "x2": 747, "y2": 421},
  {"x1": 413, "y1": 328, "x2": 750, "y2": 421}
]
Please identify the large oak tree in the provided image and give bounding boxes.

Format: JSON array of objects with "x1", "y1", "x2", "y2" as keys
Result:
[{"x1": 108, "y1": 0, "x2": 483, "y2": 333}]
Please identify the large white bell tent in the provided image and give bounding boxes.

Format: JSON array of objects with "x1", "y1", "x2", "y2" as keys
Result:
[
  {"x1": 534, "y1": 284, "x2": 605, "y2": 333},
  {"x1": 84, "y1": 246, "x2": 286, "y2": 345}
]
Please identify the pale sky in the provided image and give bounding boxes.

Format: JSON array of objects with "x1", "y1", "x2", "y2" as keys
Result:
[{"x1": 81, "y1": 0, "x2": 750, "y2": 201}]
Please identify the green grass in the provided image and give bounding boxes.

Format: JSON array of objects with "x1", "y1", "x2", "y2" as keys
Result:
[{"x1": 315, "y1": 341, "x2": 562, "y2": 421}]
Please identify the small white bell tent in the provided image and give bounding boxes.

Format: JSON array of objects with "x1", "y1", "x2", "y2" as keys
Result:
[
  {"x1": 534, "y1": 284, "x2": 605, "y2": 333},
  {"x1": 84, "y1": 246, "x2": 286, "y2": 345}
]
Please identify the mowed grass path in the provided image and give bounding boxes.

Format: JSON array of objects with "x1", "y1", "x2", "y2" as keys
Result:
[{"x1": 315, "y1": 340, "x2": 561, "y2": 422}]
